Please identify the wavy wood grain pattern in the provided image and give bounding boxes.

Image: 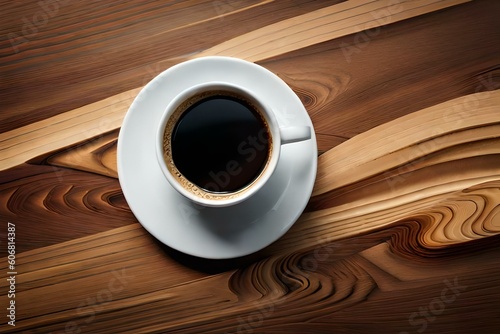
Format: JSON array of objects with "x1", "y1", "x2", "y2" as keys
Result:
[
  {"x1": 1, "y1": 0, "x2": 500, "y2": 333},
  {"x1": 3, "y1": 89, "x2": 497, "y2": 256},
  {"x1": 1, "y1": 89, "x2": 499, "y2": 332},
  {"x1": 1, "y1": 200, "x2": 499, "y2": 333},
  {"x1": 0, "y1": 163, "x2": 133, "y2": 255}
]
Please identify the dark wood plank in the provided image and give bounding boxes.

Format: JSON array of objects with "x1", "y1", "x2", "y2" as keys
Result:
[{"x1": 0, "y1": 0, "x2": 338, "y2": 133}]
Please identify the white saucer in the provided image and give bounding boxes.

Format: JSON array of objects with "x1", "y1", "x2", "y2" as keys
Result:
[{"x1": 117, "y1": 56, "x2": 317, "y2": 259}]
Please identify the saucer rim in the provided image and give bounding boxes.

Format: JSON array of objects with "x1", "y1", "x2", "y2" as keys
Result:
[{"x1": 117, "y1": 56, "x2": 317, "y2": 259}]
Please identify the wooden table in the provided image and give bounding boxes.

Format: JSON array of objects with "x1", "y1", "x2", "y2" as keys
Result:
[{"x1": 1, "y1": 1, "x2": 499, "y2": 333}]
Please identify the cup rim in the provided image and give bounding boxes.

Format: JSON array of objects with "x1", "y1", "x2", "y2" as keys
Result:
[{"x1": 156, "y1": 81, "x2": 281, "y2": 207}]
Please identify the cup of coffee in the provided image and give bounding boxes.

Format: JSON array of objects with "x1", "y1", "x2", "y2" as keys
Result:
[{"x1": 156, "y1": 81, "x2": 311, "y2": 207}]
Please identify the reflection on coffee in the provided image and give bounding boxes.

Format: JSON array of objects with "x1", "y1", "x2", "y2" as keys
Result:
[{"x1": 167, "y1": 91, "x2": 271, "y2": 193}]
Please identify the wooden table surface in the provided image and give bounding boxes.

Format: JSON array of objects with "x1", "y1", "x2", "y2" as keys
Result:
[{"x1": 1, "y1": 0, "x2": 500, "y2": 333}]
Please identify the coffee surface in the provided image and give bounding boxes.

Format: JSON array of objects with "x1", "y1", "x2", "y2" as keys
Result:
[{"x1": 171, "y1": 94, "x2": 270, "y2": 193}]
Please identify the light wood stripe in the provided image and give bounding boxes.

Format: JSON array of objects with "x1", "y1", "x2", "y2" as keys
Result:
[
  {"x1": 313, "y1": 89, "x2": 500, "y2": 196},
  {"x1": 0, "y1": 88, "x2": 141, "y2": 170},
  {"x1": 193, "y1": 0, "x2": 471, "y2": 62}
]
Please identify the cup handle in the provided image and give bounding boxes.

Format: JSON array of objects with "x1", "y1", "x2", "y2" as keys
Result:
[{"x1": 280, "y1": 126, "x2": 311, "y2": 144}]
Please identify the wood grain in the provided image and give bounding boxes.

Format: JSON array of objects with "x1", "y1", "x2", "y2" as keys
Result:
[
  {"x1": 1, "y1": 87, "x2": 499, "y2": 332},
  {"x1": 1, "y1": 0, "x2": 499, "y2": 333},
  {"x1": 0, "y1": 0, "x2": 339, "y2": 133},
  {"x1": 313, "y1": 90, "x2": 500, "y2": 196},
  {"x1": 0, "y1": 0, "x2": 479, "y2": 170},
  {"x1": 0, "y1": 163, "x2": 133, "y2": 255},
  {"x1": 194, "y1": 0, "x2": 471, "y2": 61},
  {"x1": 1, "y1": 197, "x2": 499, "y2": 333}
]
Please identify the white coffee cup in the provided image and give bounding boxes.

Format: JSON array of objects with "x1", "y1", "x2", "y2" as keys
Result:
[{"x1": 156, "y1": 81, "x2": 311, "y2": 207}]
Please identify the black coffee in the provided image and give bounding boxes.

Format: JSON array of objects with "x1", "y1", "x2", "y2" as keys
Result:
[{"x1": 171, "y1": 92, "x2": 270, "y2": 193}]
